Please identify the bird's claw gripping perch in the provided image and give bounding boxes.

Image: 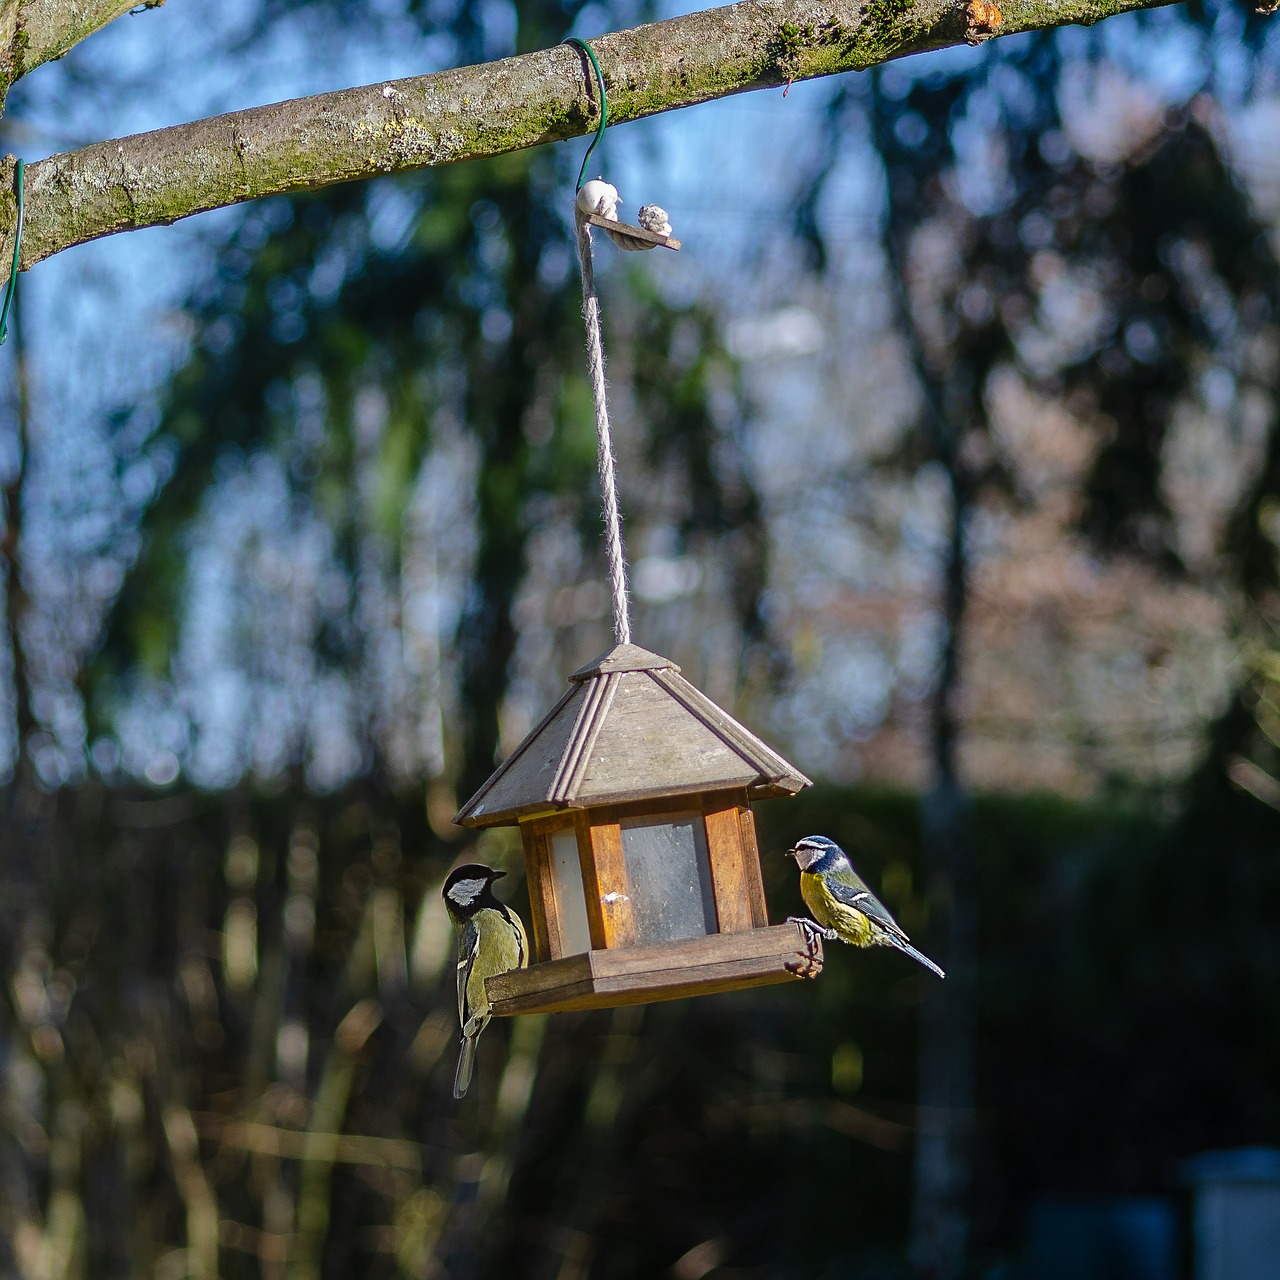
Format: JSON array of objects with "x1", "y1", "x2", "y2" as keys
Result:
[
  {"x1": 788, "y1": 915, "x2": 837, "y2": 942},
  {"x1": 785, "y1": 915, "x2": 827, "y2": 979}
]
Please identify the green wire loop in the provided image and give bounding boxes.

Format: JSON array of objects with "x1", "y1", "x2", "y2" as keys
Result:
[
  {"x1": 0, "y1": 158, "x2": 24, "y2": 346},
  {"x1": 562, "y1": 37, "x2": 607, "y2": 192}
]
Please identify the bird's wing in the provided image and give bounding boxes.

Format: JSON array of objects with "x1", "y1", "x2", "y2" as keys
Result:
[
  {"x1": 825, "y1": 870, "x2": 910, "y2": 941},
  {"x1": 456, "y1": 918, "x2": 479, "y2": 1026},
  {"x1": 504, "y1": 904, "x2": 530, "y2": 970}
]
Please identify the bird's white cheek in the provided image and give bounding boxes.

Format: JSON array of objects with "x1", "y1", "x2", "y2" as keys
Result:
[{"x1": 447, "y1": 877, "x2": 487, "y2": 907}]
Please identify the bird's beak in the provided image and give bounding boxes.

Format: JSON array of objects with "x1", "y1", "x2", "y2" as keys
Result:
[
  {"x1": 785, "y1": 847, "x2": 797, "y2": 859},
  {"x1": 491, "y1": 870, "x2": 507, "y2": 880}
]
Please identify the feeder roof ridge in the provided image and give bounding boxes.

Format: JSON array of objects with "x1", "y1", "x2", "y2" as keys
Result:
[
  {"x1": 569, "y1": 641, "x2": 678, "y2": 680},
  {"x1": 454, "y1": 643, "x2": 810, "y2": 829}
]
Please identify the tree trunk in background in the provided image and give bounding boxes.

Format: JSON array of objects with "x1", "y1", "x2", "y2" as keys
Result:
[
  {"x1": 2, "y1": 301, "x2": 34, "y2": 783},
  {"x1": 457, "y1": 189, "x2": 541, "y2": 801},
  {"x1": 909, "y1": 478, "x2": 978, "y2": 1280},
  {"x1": 0, "y1": 301, "x2": 55, "y2": 1275},
  {"x1": 868, "y1": 68, "x2": 979, "y2": 1280}
]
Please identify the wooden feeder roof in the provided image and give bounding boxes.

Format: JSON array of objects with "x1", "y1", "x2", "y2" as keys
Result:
[{"x1": 455, "y1": 643, "x2": 810, "y2": 829}]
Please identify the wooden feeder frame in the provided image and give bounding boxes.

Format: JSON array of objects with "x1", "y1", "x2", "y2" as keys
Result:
[
  {"x1": 454, "y1": 644, "x2": 820, "y2": 1015},
  {"x1": 521, "y1": 791, "x2": 765, "y2": 956}
]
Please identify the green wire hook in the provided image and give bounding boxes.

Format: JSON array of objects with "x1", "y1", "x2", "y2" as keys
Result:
[
  {"x1": 562, "y1": 37, "x2": 607, "y2": 193},
  {"x1": 0, "y1": 159, "x2": 24, "y2": 346}
]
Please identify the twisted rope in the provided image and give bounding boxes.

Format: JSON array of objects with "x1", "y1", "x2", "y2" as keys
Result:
[{"x1": 574, "y1": 207, "x2": 631, "y2": 646}]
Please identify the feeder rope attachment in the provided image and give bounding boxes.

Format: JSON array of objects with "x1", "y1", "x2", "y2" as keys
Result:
[
  {"x1": 561, "y1": 37, "x2": 675, "y2": 248},
  {"x1": 563, "y1": 37, "x2": 607, "y2": 195},
  {"x1": 1, "y1": 159, "x2": 25, "y2": 346}
]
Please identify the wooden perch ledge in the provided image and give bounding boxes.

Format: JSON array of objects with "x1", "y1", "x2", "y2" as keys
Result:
[{"x1": 0, "y1": 0, "x2": 1198, "y2": 282}]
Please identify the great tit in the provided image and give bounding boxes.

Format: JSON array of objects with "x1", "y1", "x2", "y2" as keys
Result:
[
  {"x1": 442, "y1": 863, "x2": 530, "y2": 1098},
  {"x1": 786, "y1": 835, "x2": 945, "y2": 979}
]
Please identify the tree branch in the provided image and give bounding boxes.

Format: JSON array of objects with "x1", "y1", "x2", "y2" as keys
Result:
[
  {"x1": 0, "y1": 1, "x2": 166, "y2": 106},
  {"x1": 1, "y1": 0, "x2": 1185, "y2": 279}
]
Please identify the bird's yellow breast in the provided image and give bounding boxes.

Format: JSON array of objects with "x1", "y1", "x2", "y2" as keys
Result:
[
  {"x1": 466, "y1": 907, "x2": 528, "y2": 1021},
  {"x1": 800, "y1": 872, "x2": 876, "y2": 947}
]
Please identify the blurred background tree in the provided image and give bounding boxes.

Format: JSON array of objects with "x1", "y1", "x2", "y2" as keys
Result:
[{"x1": 2, "y1": 0, "x2": 1280, "y2": 1277}]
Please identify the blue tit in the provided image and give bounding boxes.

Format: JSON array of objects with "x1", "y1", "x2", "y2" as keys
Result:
[
  {"x1": 442, "y1": 863, "x2": 530, "y2": 1098},
  {"x1": 785, "y1": 835, "x2": 945, "y2": 979}
]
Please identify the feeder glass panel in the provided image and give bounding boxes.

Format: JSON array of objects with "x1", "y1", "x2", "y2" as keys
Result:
[
  {"x1": 619, "y1": 812, "x2": 717, "y2": 945},
  {"x1": 550, "y1": 829, "x2": 593, "y2": 956}
]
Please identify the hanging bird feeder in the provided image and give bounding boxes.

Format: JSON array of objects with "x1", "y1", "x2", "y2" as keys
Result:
[
  {"x1": 454, "y1": 643, "x2": 821, "y2": 1015},
  {"x1": 451, "y1": 38, "x2": 822, "y2": 1017}
]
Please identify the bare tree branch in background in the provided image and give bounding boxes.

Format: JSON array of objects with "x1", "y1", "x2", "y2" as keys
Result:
[
  {"x1": 0, "y1": 0, "x2": 167, "y2": 108},
  {"x1": 0, "y1": 0, "x2": 1190, "y2": 281}
]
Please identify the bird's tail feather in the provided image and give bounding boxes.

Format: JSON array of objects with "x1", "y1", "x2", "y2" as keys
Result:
[
  {"x1": 891, "y1": 935, "x2": 946, "y2": 979},
  {"x1": 454, "y1": 1035, "x2": 478, "y2": 1098}
]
